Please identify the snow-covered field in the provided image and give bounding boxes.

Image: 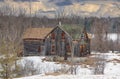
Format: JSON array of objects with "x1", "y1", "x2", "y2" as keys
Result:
[
  {"x1": 15, "y1": 52, "x2": 120, "y2": 79},
  {"x1": 15, "y1": 75, "x2": 120, "y2": 79}
]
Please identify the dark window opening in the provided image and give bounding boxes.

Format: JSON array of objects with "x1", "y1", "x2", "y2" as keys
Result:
[
  {"x1": 61, "y1": 32, "x2": 65, "y2": 39},
  {"x1": 51, "y1": 33, "x2": 55, "y2": 39},
  {"x1": 80, "y1": 45, "x2": 85, "y2": 53},
  {"x1": 38, "y1": 46, "x2": 41, "y2": 52},
  {"x1": 66, "y1": 44, "x2": 71, "y2": 52},
  {"x1": 51, "y1": 45, "x2": 55, "y2": 54}
]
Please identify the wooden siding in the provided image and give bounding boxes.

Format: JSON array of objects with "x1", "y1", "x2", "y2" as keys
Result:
[
  {"x1": 23, "y1": 39, "x2": 45, "y2": 56},
  {"x1": 45, "y1": 27, "x2": 71, "y2": 58}
]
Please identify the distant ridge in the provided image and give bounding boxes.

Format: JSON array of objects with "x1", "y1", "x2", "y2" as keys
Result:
[{"x1": 0, "y1": 0, "x2": 119, "y2": 18}]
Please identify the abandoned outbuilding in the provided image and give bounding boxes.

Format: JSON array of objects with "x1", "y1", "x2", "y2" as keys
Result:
[{"x1": 22, "y1": 26, "x2": 90, "y2": 59}]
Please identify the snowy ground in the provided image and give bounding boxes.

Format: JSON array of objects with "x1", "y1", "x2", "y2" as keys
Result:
[
  {"x1": 19, "y1": 56, "x2": 62, "y2": 74},
  {"x1": 15, "y1": 75, "x2": 120, "y2": 79},
  {"x1": 15, "y1": 52, "x2": 120, "y2": 79}
]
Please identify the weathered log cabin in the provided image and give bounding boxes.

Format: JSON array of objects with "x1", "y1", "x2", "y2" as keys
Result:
[
  {"x1": 22, "y1": 26, "x2": 90, "y2": 59},
  {"x1": 23, "y1": 26, "x2": 72, "y2": 57}
]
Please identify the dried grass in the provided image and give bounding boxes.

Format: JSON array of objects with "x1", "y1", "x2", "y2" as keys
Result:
[
  {"x1": 107, "y1": 59, "x2": 120, "y2": 63},
  {"x1": 45, "y1": 72, "x2": 63, "y2": 76}
]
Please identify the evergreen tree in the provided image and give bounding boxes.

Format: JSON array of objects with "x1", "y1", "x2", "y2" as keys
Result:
[{"x1": 0, "y1": 38, "x2": 21, "y2": 79}]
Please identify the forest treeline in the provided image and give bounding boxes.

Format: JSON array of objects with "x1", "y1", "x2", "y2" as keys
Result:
[{"x1": 0, "y1": 9, "x2": 120, "y2": 51}]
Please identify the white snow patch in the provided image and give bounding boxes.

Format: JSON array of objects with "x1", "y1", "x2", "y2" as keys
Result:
[
  {"x1": 107, "y1": 33, "x2": 118, "y2": 41},
  {"x1": 104, "y1": 53, "x2": 120, "y2": 60},
  {"x1": 92, "y1": 33, "x2": 119, "y2": 41},
  {"x1": 104, "y1": 62, "x2": 120, "y2": 76},
  {"x1": 18, "y1": 56, "x2": 61, "y2": 74},
  {"x1": 76, "y1": 66, "x2": 93, "y2": 75}
]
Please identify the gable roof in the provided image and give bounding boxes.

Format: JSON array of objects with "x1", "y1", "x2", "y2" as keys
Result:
[
  {"x1": 23, "y1": 26, "x2": 90, "y2": 40},
  {"x1": 45, "y1": 26, "x2": 72, "y2": 39},
  {"x1": 23, "y1": 28, "x2": 54, "y2": 40},
  {"x1": 62, "y1": 24, "x2": 83, "y2": 39}
]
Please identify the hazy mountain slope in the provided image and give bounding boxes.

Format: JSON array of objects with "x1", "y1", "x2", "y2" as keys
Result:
[{"x1": 0, "y1": 0, "x2": 119, "y2": 17}]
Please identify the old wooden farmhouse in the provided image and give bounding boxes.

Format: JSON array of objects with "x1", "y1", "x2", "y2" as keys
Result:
[{"x1": 22, "y1": 26, "x2": 90, "y2": 59}]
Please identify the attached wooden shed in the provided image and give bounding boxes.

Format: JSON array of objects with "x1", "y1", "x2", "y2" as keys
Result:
[
  {"x1": 23, "y1": 28, "x2": 54, "y2": 56},
  {"x1": 74, "y1": 28, "x2": 91, "y2": 57}
]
